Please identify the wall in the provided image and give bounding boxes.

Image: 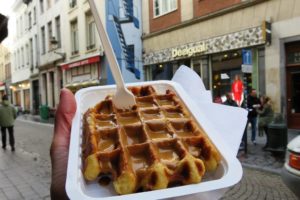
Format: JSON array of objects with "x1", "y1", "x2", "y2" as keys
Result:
[
  {"x1": 193, "y1": 0, "x2": 240, "y2": 18},
  {"x1": 106, "y1": 0, "x2": 143, "y2": 83},
  {"x1": 265, "y1": 16, "x2": 300, "y2": 113},
  {"x1": 149, "y1": 0, "x2": 181, "y2": 33}
]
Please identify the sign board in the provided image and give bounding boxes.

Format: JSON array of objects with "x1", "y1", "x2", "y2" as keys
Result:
[
  {"x1": 61, "y1": 56, "x2": 100, "y2": 70},
  {"x1": 241, "y1": 64, "x2": 253, "y2": 73},
  {"x1": 242, "y1": 49, "x2": 252, "y2": 65}
]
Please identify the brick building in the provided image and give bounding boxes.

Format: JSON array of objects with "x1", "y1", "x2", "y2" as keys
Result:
[{"x1": 142, "y1": 0, "x2": 300, "y2": 129}]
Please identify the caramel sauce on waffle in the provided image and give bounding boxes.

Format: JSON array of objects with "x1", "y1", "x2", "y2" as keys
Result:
[
  {"x1": 82, "y1": 85, "x2": 221, "y2": 195},
  {"x1": 98, "y1": 139, "x2": 115, "y2": 152}
]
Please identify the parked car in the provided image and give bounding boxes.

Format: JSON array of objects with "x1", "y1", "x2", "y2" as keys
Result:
[{"x1": 281, "y1": 135, "x2": 300, "y2": 198}]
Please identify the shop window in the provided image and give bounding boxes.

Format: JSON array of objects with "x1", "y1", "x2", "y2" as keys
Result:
[
  {"x1": 84, "y1": 65, "x2": 91, "y2": 73},
  {"x1": 78, "y1": 66, "x2": 84, "y2": 75},
  {"x1": 154, "y1": 0, "x2": 177, "y2": 17},
  {"x1": 71, "y1": 68, "x2": 78, "y2": 76}
]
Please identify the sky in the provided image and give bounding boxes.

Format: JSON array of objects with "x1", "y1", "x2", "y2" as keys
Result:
[{"x1": 0, "y1": 0, "x2": 15, "y2": 48}]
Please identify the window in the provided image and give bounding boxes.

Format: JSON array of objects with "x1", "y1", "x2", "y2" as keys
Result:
[
  {"x1": 29, "y1": 38, "x2": 33, "y2": 68},
  {"x1": 69, "y1": 0, "x2": 77, "y2": 8},
  {"x1": 47, "y1": 0, "x2": 51, "y2": 9},
  {"x1": 48, "y1": 21, "x2": 53, "y2": 50},
  {"x1": 154, "y1": 0, "x2": 177, "y2": 17},
  {"x1": 14, "y1": 53, "x2": 17, "y2": 70},
  {"x1": 21, "y1": 47, "x2": 24, "y2": 67},
  {"x1": 41, "y1": 26, "x2": 46, "y2": 54},
  {"x1": 20, "y1": 16, "x2": 23, "y2": 34},
  {"x1": 33, "y1": 7, "x2": 36, "y2": 24},
  {"x1": 35, "y1": 34, "x2": 39, "y2": 66},
  {"x1": 16, "y1": 20, "x2": 19, "y2": 37},
  {"x1": 86, "y1": 11, "x2": 96, "y2": 50},
  {"x1": 55, "y1": 16, "x2": 61, "y2": 48},
  {"x1": 17, "y1": 50, "x2": 20, "y2": 69},
  {"x1": 70, "y1": 20, "x2": 79, "y2": 55},
  {"x1": 40, "y1": 0, "x2": 44, "y2": 14},
  {"x1": 28, "y1": 12, "x2": 32, "y2": 29},
  {"x1": 25, "y1": 44, "x2": 29, "y2": 65}
]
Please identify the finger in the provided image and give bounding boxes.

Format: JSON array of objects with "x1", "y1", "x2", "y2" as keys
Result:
[
  {"x1": 50, "y1": 88, "x2": 76, "y2": 200},
  {"x1": 53, "y1": 88, "x2": 76, "y2": 149}
]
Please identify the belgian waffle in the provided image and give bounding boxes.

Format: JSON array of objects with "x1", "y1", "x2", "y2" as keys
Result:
[{"x1": 82, "y1": 86, "x2": 221, "y2": 195}]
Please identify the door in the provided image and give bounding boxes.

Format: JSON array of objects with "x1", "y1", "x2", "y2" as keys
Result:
[{"x1": 286, "y1": 68, "x2": 300, "y2": 129}]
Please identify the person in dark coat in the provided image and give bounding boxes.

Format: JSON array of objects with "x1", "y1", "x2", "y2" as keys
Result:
[
  {"x1": 256, "y1": 96, "x2": 274, "y2": 149},
  {"x1": 223, "y1": 92, "x2": 238, "y2": 107},
  {"x1": 247, "y1": 89, "x2": 260, "y2": 145}
]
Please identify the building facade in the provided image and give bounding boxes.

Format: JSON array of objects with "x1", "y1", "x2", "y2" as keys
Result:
[
  {"x1": 105, "y1": 0, "x2": 144, "y2": 83},
  {"x1": 142, "y1": 0, "x2": 300, "y2": 129},
  {"x1": 0, "y1": 45, "x2": 9, "y2": 101},
  {"x1": 11, "y1": 0, "x2": 32, "y2": 112},
  {"x1": 61, "y1": 0, "x2": 104, "y2": 93}
]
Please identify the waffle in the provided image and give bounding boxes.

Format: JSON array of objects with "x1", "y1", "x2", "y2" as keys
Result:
[{"x1": 82, "y1": 85, "x2": 221, "y2": 195}]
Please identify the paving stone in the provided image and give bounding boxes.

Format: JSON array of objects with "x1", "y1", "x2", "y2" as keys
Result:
[{"x1": 2, "y1": 186, "x2": 23, "y2": 200}]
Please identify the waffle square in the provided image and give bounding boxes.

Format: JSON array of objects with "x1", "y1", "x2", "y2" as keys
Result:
[{"x1": 82, "y1": 86, "x2": 221, "y2": 195}]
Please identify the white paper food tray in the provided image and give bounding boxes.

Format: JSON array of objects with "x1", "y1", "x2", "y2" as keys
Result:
[{"x1": 66, "y1": 80, "x2": 243, "y2": 200}]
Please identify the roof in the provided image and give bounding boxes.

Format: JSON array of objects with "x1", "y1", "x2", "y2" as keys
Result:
[{"x1": 0, "y1": 13, "x2": 8, "y2": 43}]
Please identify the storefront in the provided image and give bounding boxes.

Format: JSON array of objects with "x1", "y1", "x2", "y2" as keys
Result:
[
  {"x1": 61, "y1": 55, "x2": 102, "y2": 93},
  {"x1": 144, "y1": 25, "x2": 268, "y2": 104},
  {"x1": 10, "y1": 81, "x2": 30, "y2": 112}
]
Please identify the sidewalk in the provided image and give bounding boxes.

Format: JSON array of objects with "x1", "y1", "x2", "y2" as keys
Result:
[
  {"x1": 17, "y1": 114, "x2": 54, "y2": 125},
  {"x1": 237, "y1": 128, "x2": 299, "y2": 174},
  {"x1": 0, "y1": 146, "x2": 50, "y2": 200}
]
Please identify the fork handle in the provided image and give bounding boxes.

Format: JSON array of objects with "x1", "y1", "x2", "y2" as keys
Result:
[{"x1": 88, "y1": 0, "x2": 125, "y2": 88}]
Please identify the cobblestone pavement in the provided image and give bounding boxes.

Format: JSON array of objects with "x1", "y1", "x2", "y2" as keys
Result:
[
  {"x1": 0, "y1": 119, "x2": 52, "y2": 200},
  {"x1": 221, "y1": 168, "x2": 298, "y2": 200},
  {"x1": 0, "y1": 147, "x2": 51, "y2": 200},
  {"x1": 0, "y1": 118, "x2": 298, "y2": 200},
  {"x1": 237, "y1": 128, "x2": 299, "y2": 174}
]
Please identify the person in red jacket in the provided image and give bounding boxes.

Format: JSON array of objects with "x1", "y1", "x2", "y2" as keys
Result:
[{"x1": 231, "y1": 74, "x2": 244, "y2": 107}]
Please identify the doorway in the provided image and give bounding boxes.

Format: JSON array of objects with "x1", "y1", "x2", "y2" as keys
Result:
[
  {"x1": 285, "y1": 41, "x2": 300, "y2": 129},
  {"x1": 286, "y1": 68, "x2": 300, "y2": 129}
]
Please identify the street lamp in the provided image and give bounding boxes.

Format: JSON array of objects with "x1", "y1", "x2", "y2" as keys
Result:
[{"x1": 50, "y1": 37, "x2": 66, "y2": 60}]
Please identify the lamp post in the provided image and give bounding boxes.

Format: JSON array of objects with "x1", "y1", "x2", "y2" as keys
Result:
[{"x1": 50, "y1": 37, "x2": 66, "y2": 60}]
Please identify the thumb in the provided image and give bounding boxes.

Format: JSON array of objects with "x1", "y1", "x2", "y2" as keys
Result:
[
  {"x1": 50, "y1": 88, "x2": 76, "y2": 200},
  {"x1": 53, "y1": 88, "x2": 76, "y2": 149}
]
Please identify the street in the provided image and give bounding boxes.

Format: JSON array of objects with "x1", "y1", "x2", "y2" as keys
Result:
[{"x1": 0, "y1": 119, "x2": 297, "y2": 200}]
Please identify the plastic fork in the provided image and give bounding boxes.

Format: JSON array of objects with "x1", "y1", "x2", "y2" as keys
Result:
[{"x1": 88, "y1": 0, "x2": 136, "y2": 109}]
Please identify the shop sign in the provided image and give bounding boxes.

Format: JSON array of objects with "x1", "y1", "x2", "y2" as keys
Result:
[
  {"x1": 242, "y1": 49, "x2": 252, "y2": 65},
  {"x1": 172, "y1": 44, "x2": 206, "y2": 58},
  {"x1": 242, "y1": 64, "x2": 252, "y2": 73},
  {"x1": 61, "y1": 56, "x2": 100, "y2": 70}
]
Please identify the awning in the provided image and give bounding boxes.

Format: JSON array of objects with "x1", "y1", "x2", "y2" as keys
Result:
[
  {"x1": 0, "y1": 13, "x2": 8, "y2": 43},
  {"x1": 61, "y1": 55, "x2": 100, "y2": 70}
]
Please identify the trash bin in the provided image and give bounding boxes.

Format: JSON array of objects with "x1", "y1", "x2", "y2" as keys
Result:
[
  {"x1": 267, "y1": 123, "x2": 287, "y2": 152},
  {"x1": 39, "y1": 105, "x2": 49, "y2": 120}
]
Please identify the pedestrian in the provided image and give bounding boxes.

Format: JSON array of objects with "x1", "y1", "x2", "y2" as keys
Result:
[
  {"x1": 231, "y1": 74, "x2": 244, "y2": 107},
  {"x1": 246, "y1": 89, "x2": 260, "y2": 145},
  {"x1": 0, "y1": 94, "x2": 17, "y2": 151},
  {"x1": 223, "y1": 92, "x2": 238, "y2": 107},
  {"x1": 256, "y1": 96, "x2": 274, "y2": 149}
]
